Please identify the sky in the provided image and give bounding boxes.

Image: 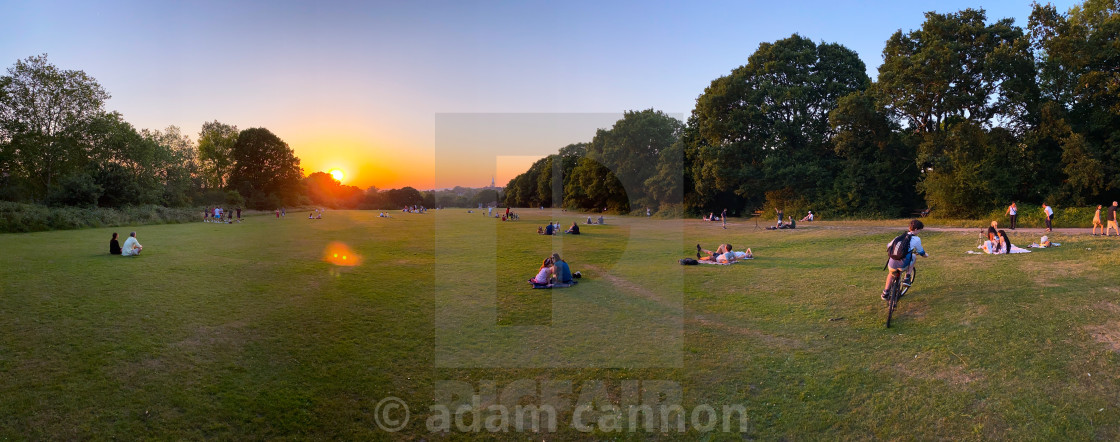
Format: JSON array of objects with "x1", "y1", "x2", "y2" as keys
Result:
[{"x1": 1, "y1": 0, "x2": 1081, "y2": 190}]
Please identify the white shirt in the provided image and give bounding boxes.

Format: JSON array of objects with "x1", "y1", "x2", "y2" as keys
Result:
[
  {"x1": 1045, "y1": 206, "x2": 1053, "y2": 216},
  {"x1": 121, "y1": 237, "x2": 142, "y2": 256},
  {"x1": 1009, "y1": 205, "x2": 1016, "y2": 215}
]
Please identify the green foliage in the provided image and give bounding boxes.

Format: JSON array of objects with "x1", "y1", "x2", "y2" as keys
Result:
[
  {"x1": 878, "y1": 9, "x2": 1030, "y2": 133},
  {"x1": 46, "y1": 173, "x2": 101, "y2": 208},
  {"x1": 0, "y1": 201, "x2": 200, "y2": 233},
  {"x1": 828, "y1": 90, "x2": 917, "y2": 217},
  {"x1": 0, "y1": 54, "x2": 110, "y2": 199},
  {"x1": 691, "y1": 34, "x2": 869, "y2": 213},
  {"x1": 1029, "y1": 0, "x2": 1120, "y2": 202},
  {"x1": 196, "y1": 120, "x2": 238, "y2": 189},
  {"x1": 228, "y1": 128, "x2": 303, "y2": 209}
]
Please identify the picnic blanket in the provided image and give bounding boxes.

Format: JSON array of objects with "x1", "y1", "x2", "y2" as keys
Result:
[
  {"x1": 528, "y1": 280, "x2": 578, "y2": 289},
  {"x1": 697, "y1": 257, "x2": 754, "y2": 265},
  {"x1": 968, "y1": 245, "x2": 1032, "y2": 254}
]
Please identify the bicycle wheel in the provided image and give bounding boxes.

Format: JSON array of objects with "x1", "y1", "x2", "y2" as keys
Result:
[
  {"x1": 899, "y1": 266, "x2": 916, "y2": 297},
  {"x1": 886, "y1": 273, "x2": 901, "y2": 328}
]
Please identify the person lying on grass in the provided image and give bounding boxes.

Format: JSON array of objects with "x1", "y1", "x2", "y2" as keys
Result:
[
  {"x1": 121, "y1": 232, "x2": 143, "y2": 256},
  {"x1": 697, "y1": 243, "x2": 753, "y2": 263}
]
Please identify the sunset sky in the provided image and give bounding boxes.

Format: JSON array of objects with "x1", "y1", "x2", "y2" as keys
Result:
[{"x1": 1, "y1": 0, "x2": 1077, "y2": 190}]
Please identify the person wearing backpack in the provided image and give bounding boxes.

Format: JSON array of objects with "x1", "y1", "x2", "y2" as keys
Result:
[{"x1": 882, "y1": 219, "x2": 930, "y2": 300}]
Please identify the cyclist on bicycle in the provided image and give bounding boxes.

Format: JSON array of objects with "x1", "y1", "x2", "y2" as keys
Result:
[{"x1": 882, "y1": 219, "x2": 929, "y2": 300}]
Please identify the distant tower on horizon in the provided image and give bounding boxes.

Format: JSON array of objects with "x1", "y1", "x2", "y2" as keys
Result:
[{"x1": 490, "y1": 176, "x2": 495, "y2": 188}]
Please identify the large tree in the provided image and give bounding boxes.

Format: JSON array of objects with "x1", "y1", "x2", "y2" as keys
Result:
[
  {"x1": 228, "y1": 127, "x2": 303, "y2": 208},
  {"x1": 0, "y1": 54, "x2": 109, "y2": 198},
  {"x1": 691, "y1": 34, "x2": 869, "y2": 212},
  {"x1": 1029, "y1": 0, "x2": 1120, "y2": 202},
  {"x1": 567, "y1": 109, "x2": 682, "y2": 212},
  {"x1": 197, "y1": 120, "x2": 238, "y2": 189},
  {"x1": 877, "y1": 9, "x2": 1036, "y2": 213},
  {"x1": 878, "y1": 9, "x2": 1032, "y2": 133}
]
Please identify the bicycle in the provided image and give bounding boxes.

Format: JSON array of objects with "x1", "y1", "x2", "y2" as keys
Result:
[{"x1": 885, "y1": 264, "x2": 916, "y2": 328}]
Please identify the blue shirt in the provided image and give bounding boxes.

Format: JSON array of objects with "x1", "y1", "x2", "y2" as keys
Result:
[{"x1": 554, "y1": 260, "x2": 572, "y2": 283}]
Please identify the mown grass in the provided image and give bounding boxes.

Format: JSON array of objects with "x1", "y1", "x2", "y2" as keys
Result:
[{"x1": 2, "y1": 211, "x2": 1119, "y2": 439}]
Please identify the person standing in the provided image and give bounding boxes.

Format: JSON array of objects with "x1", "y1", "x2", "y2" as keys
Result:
[
  {"x1": 1042, "y1": 203, "x2": 1054, "y2": 232},
  {"x1": 1107, "y1": 201, "x2": 1119, "y2": 237},
  {"x1": 1093, "y1": 205, "x2": 1104, "y2": 235},
  {"x1": 721, "y1": 208, "x2": 727, "y2": 229},
  {"x1": 236, "y1": 207, "x2": 242, "y2": 222},
  {"x1": 1007, "y1": 202, "x2": 1017, "y2": 230}
]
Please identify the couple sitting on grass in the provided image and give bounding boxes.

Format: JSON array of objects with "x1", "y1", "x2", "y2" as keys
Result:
[
  {"x1": 697, "y1": 243, "x2": 752, "y2": 264},
  {"x1": 528, "y1": 253, "x2": 581, "y2": 288},
  {"x1": 109, "y1": 232, "x2": 143, "y2": 256},
  {"x1": 980, "y1": 222, "x2": 1030, "y2": 254}
]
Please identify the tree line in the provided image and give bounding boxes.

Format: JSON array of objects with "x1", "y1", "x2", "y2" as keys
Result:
[
  {"x1": 0, "y1": 55, "x2": 444, "y2": 211},
  {"x1": 505, "y1": 0, "x2": 1120, "y2": 218}
]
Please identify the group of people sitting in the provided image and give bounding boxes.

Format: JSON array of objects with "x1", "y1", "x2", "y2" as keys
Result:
[
  {"x1": 767, "y1": 216, "x2": 796, "y2": 230},
  {"x1": 696, "y1": 243, "x2": 753, "y2": 264},
  {"x1": 585, "y1": 216, "x2": 604, "y2": 225},
  {"x1": 308, "y1": 209, "x2": 324, "y2": 219},
  {"x1": 537, "y1": 221, "x2": 581, "y2": 235},
  {"x1": 528, "y1": 253, "x2": 581, "y2": 288},
  {"x1": 109, "y1": 232, "x2": 143, "y2": 256}
]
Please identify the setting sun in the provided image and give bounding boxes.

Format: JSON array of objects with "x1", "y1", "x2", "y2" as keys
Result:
[{"x1": 329, "y1": 169, "x2": 345, "y2": 183}]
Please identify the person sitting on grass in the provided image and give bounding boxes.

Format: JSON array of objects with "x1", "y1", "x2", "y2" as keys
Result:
[
  {"x1": 544, "y1": 223, "x2": 554, "y2": 235},
  {"x1": 801, "y1": 211, "x2": 814, "y2": 222},
  {"x1": 551, "y1": 253, "x2": 579, "y2": 285},
  {"x1": 529, "y1": 257, "x2": 555, "y2": 286},
  {"x1": 566, "y1": 222, "x2": 580, "y2": 234},
  {"x1": 982, "y1": 235, "x2": 1000, "y2": 254},
  {"x1": 109, "y1": 232, "x2": 122, "y2": 255},
  {"x1": 997, "y1": 230, "x2": 1014, "y2": 254},
  {"x1": 121, "y1": 232, "x2": 143, "y2": 256}
]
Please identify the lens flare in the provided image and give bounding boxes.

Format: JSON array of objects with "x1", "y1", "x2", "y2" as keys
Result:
[{"x1": 324, "y1": 241, "x2": 360, "y2": 266}]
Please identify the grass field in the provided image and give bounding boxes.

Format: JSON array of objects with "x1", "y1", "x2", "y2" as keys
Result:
[{"x1": 3, "y1": 210, "x2": 1120, "y2": 439}]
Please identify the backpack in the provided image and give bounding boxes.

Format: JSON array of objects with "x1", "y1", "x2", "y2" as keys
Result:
[
  {"x1": 887, "y1": 232, "x2": 912, "y2": 260},
  {"x1": 679, "y1": 258, "x2": 699, "y2": 265}
]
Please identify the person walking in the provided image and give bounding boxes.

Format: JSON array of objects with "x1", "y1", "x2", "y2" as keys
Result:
[
  {"x1": 1107, "y1": 201, "x2": 1119, "y2": 237},
  {"x1": 1093, "y1": 205, "x2": 1104, "y2": 236},
  {"x1": 1007, "y1": 201, "x2": 1017, "y2": 230},
  {"x1": 1042, "y1": 203, "x2": 1054, "y2": 232}
]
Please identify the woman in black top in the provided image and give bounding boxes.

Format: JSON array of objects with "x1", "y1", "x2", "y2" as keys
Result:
[{"x1": 109, "y1": 232, "x2": 122, "y2": 255}]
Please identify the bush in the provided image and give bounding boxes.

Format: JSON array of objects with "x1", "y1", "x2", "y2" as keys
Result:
[
  {"x1": 0, "y1": 202, "x2": 201, "y2": 233},
  {"x1": 47, "y1": 174, "x2": 103, "y2": 208},
  {"x1": 982, "y1": 204, "x2": 1102, "y2": 229}
]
